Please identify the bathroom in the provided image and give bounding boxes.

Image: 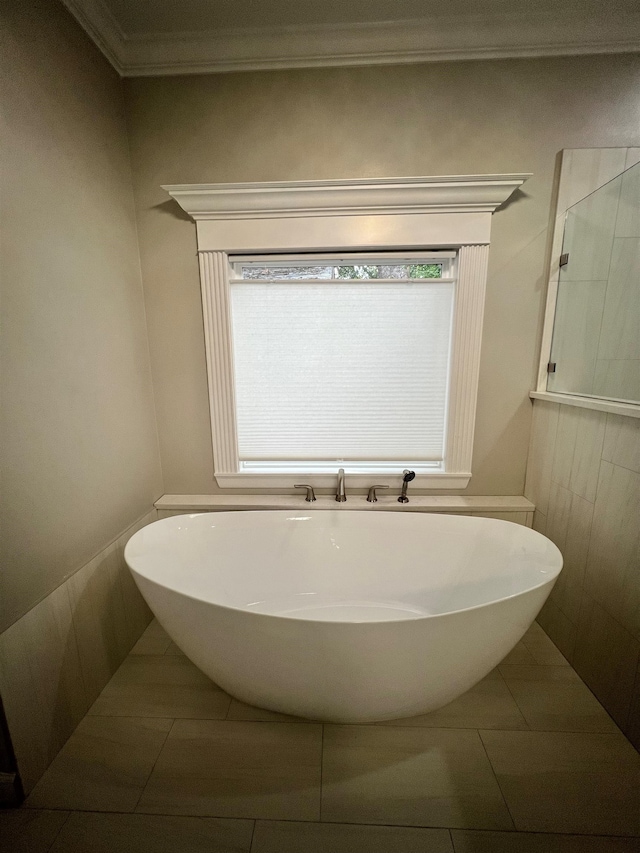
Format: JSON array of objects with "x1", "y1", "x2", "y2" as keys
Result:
[{"x1": 1, "y1": 0, "x2": 640, "y2": 849}]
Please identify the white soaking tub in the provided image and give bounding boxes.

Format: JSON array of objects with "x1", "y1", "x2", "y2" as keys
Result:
[{"x1": 125, "y1": 511, "x2": 562, "y2": 722}]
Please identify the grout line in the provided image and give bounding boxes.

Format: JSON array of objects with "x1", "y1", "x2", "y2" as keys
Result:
[
  {"x1": 476, "y1": 730, "x2": 517, "y2": 832},
  {"x1": 83, "y1": 717, "x2": 617, "y2": 735},
  {"x1": 318, "y1": 724, "x2": 324, "y2": 822},
  {"x1": 491, "y1": 667, "x2": 507, "y2": 684},
  {"x1": 62, "y1": 583, "x2": 92, "y2": 717},
  {"x1": 600, "y1": 455, "x2": 640, "y2": 476},
  {"x1": 83, "y1": 713, "x2": 626, "y2": 734},
  {"x1": 522, "y1": 625, "x2": 570, "y2": 666},
  {"x1": 85, "y1": 713, "x2": 203, "y2": 724},
  {"x1": 499, "y1": 678, "x2": 531, "y2": 732},
  {"x1": 131, "y1": 719, "x2": 174, "y2": 813},
  {"x1": 576, "y1": 586, "x2": 639, "y2": 640},
  {"x1": 625, "y1": 660, "x2": 640, "y2": 735},
  {"x1": 44, "y1": 809, "x2": 73, "y2": 852},
  {"x1": 450, "y1": 825, "x2": 640, "y2": 840},
  {"x1": 22, "y1": 806, "x2": 640, "y2": 840}
]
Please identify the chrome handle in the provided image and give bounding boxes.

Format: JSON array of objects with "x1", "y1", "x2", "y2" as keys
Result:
[
  {"x1": 367, "y1": 485, "x2": 389, "y2": 503},
  {"x1": 398, "y1": 469, "x2": 416, "y2": 503},
  {"x1": 294, "y1": 484, "x2": 316, "y2": 502}
]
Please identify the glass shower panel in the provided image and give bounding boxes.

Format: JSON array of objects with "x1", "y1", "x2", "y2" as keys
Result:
[{"x1": 548, "y1": 161, "x2": 640, "y2": 403}]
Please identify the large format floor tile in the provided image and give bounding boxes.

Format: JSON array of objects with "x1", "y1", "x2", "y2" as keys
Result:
[
  {"x1": 321, "y1": 725, "x2": 513, "y2": 830},
  {"x1": 251, "y1": 820, "x2": 453, "y2": 852},
  {"x1": 451, "y1": 829, "x2": 640, "y2": 852},
  {"x1": 520, "y1": 621, "x2": 570, "y2": 665},
  {"x1": 226, "y1": 699, "x2": 310, "y2": 723},
  {"x1": 130, "y1": 620, "x2": 172, "y2": 655},
  {"x1": 500, "y1": 664, "x2": 619, "y2": 732},
  {"x1": 375, "y1": 674, "x2": 527, "y2": 730},
  {"x1": 0, "y1": 809, "x2": 69, "y2": 853},
  {"x1": 498, "y1": 641, "x2": 537, "y2": 666},
  {"x1": 88, "y1": 654, "x2": 231, "y2": 719},
  {"x1": 10, "y1": 619, "x2": 640, "y2": 849},
  {"x1": 480, "y1": 729, "x2": 640, "y2": 835},
  {"x1": 137, "y1": 719, "x2": 323, "y2": 820},
  {"x1": 48, "y1": 812, "x2": 254, "y2": 853},
  {"x1": 129, "y1": 619, "x2": 185, "y2": 655},
  {"x1": 25, "y1": 716, "x2": 172, "y2": 812}
]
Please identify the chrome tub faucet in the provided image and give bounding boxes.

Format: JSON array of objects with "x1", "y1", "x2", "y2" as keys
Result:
[
  {"x1": 336, "y1": 468, "x2": 347, "y2": 502},
  {"x1": 367, "y1": 484, "x2": 389, "y2": 503}
]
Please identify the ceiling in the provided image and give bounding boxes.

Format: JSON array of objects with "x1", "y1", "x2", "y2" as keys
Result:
[{"x1": 62, "y1": 0, "x2": 640, "y2": 76}]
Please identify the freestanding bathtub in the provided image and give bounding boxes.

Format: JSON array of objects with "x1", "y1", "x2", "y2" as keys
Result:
[{"x1": 125, "y1": 510, "x2": 562, "y2": 722}]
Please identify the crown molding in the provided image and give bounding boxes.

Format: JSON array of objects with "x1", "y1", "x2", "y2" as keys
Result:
[
  {"x1": 61, "y1": 4, "x2": 640, "y2": 77},
  {"x1": 163, "y1": 175, "x2": 532, "y2": 221},
  {"x1": 60, "y1": 0, "x2": 126, "y2": 74}
]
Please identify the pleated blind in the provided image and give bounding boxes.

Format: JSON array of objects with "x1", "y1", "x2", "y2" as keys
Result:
[{"x1": 229, "y1": 257, "x2": 455, "y2": 467}]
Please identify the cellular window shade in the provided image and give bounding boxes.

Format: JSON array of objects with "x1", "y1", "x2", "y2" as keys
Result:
[{"x1": 230, "y1": 281, "x2": 454, "y2": 464}]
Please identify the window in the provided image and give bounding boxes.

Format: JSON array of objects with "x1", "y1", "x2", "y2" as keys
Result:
[
  {"x1": 229, "y1": 253, "x2": 456, "y2": 476},
  {"x1": 164, "y1": 174, "x2": 530, "y2": 488}
]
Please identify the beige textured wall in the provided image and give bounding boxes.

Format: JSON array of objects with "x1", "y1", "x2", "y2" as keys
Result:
[
  {"x1": 124, "y1": 55, "x2": 640, "y2": 496},
  {"x1": 0, "y1": 0, "x2": 163, "y2": 632}
]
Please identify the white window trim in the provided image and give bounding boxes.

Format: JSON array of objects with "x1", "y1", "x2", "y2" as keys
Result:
[{"x1": 164, "y1": 175, "x2": 530, "y2": 489}]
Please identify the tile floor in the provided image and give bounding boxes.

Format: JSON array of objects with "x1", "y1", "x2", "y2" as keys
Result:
[{"x1": 2, "y1": 620, "x2": 640, "y2": 852}]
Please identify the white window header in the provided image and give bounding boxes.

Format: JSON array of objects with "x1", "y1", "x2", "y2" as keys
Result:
[{"x1": 165, "y1": 175, "x2": 530, "y2": 254}]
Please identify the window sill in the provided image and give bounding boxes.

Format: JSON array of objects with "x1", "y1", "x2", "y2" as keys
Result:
[
  {"x1": 214, "y1": 471, "x2": 471, "y2": 489},
  {"x1": 530, "y1": 391, "x2": 640, "y2": 419}
]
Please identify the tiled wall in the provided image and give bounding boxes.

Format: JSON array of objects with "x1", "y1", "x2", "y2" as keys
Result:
[
  {"x1": 0, "y1": 510, "x2": 156, "y2": 793},
  {"x1": 525, "y1": 400, "x2": 640, "y2": 747}
]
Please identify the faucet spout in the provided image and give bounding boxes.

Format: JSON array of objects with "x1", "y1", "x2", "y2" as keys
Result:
[{"x1": 336, "y1": 468, "x2": 347, "y2": 502}]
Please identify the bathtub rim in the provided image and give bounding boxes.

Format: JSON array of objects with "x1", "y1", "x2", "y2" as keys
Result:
[{"x1": 125, "y1": 510, "x2": 563, "y2": 626}]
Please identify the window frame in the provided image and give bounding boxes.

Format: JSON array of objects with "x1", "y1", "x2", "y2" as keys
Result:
[
  {"x1": 164, "y1": 175, "x2": 530, "y2": 489},
  {"x1": 229, "y1": 250, "x2": 457, "y2": 475}
]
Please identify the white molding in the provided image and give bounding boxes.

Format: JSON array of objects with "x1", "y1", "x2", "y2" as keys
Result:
[
  {"x1": 530, "y1": 391, "x2": 640, "y2": 419},
  {"x1": 155, "y1": 494, "x2": 535, "y2": 512},
  {"x1": 198, "y1": 252, "x2": 239, "y2": 477},
  {"x1": 177, "y1": 176, "x2": 527, "y2": 489},
  {"x1": 61, "y1": 3, "x2": 640, "y2": 77},
  {"x1": 60, "y1": 0, "x2": 126, "y2": 74},
  {"x1": 164, "y1": 176, "x2": 531, "y2": 220},
  {"x1": 194, "y1": 213, "x2": 492, "y2": 254},
  {"x1": 447, "y1": 245, "x2": 490, "y2": 473}
]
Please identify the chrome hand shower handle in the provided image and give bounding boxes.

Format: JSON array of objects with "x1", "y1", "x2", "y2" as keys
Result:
[{"x1": 398, "y1": 470, "x2": 416, "y2": 503}]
